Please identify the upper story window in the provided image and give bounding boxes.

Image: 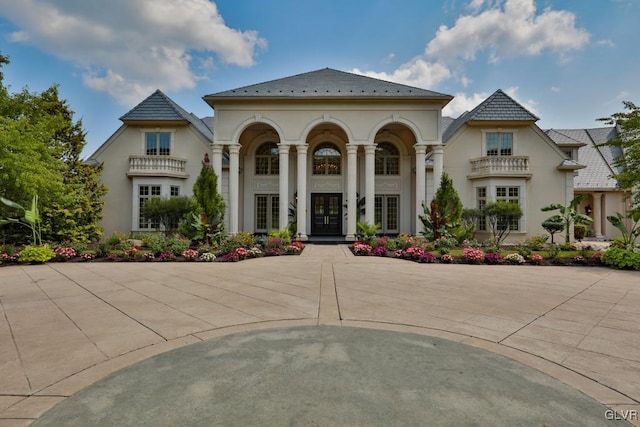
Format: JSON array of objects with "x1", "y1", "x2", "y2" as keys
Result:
[
  {"x1": 375, "y1": 142, "x2": 400, "y2": 175},
  {"x1": 255, "y1": 142, "x2": 279, "y2": 175},
  {"x1": 313, "y1": 143, "x2": 341, "y2": 175},
  {"x1": 146, "y1": 132, "x2": 171, "y2": 156},
  {"x1": 486, "y1": 132, "x2": 512, "y2": 156}
]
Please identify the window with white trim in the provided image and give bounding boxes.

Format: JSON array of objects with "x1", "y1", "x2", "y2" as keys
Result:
[
  {"x1": 145, "y1": 132, "x2": 171, "y2": 156},
  {"x1": 313, "y1": 143, "x2": 341, "y2": 175},
  {"x1": 496, "y1": 186, "x2": 520, "y2": 231},
  {"x1": 374, "y1": 195, "x2": 399, "y2": 234},
  {"x1": 170, "y1": 186, "x2": 180, "y2": 197},
  {"x1": 255, "y1": 142, "x2": 279, "y2": 175},
  {"x1": 375, "y1": 143, "x2": 400, "y2": 175},
  {"x1": 139, "y1": 185, "x2": 161, "y2": 229},
  {"x1": 476, "y1": 187, "x2": 487, "y2": 231},
  {"x1": 486, "y1": 132, "x2": 512, "y2": 156},
  {"x1": 255, "y1": 194, "x2": 279, "y2": 232}
]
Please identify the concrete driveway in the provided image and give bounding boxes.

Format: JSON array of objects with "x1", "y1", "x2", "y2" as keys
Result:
[{"x1": 0, "y1": 245, "x2": 638, "y2": 425}]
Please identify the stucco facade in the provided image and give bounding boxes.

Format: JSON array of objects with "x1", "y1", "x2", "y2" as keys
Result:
[{"x1": 90, "y1": 69, "x2": 601, "y2": 243}]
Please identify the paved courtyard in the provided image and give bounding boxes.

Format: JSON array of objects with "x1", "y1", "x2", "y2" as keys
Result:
[{"x1": 0, "y1": 245, "x2": 639, "y2": 425}]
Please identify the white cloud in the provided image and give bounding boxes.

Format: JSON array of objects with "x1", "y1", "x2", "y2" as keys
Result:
[
  {"x1": 596, "y1": 39, "x2": 615, "y2": 48},
  {"x1": 426, "y1": 0, "x2": 590, "y2": 64},
  {"x1": 550, "y1": 86, "x2": 561, "y2": 93},
  {"x1": 0, "y1": 0, "x2": 266, "y2": 104},
  {"x1": 382, "y1": 53, "x2": 396, "y2": 64},
  {"x1": 352, "y1": 58, "x2": 451, "y2": 89},
  {"x1": 443, "y1": 86, "x2": 538, "y2": 119},
  {"x1": 443, "y1": 91, "x2": 489, "y2": 117},
  {"x1": 616, "y1": 91, "x2": 630, "y2": 100}
]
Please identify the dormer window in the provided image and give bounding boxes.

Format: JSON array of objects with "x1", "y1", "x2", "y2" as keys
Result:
[
  {"x1": 146, "y1": 132, "x2": 171, "y2": 156},
  {"x1": 486, "y1": 132, "x2": 512, "y2": 156}
]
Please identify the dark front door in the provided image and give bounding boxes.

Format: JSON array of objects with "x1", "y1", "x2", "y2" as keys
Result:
[{"x1": 311, "y1": 193, "x2": 342, "y2": 235}]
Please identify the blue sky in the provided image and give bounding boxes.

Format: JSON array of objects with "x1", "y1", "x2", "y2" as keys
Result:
[{"x1": 0, "y1": 0, "x2": 637, "y2": 156}]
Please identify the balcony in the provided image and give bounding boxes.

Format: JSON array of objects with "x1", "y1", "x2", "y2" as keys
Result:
[
  {"x1": 127, "y1": 155, "x2": 189, "y2": 179},
  {"x1": 468, "y1": 156, "x2": 531, "y2": 180}
]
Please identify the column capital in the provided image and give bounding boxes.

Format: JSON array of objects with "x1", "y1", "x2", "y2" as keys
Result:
[
  {"x1": 296, "y1": 144, "x2": 308, "y2": 155},
  {"x1": 364, "y1": 144, "x2": 377, "y2": 155},
  {"x1": 432, "y1": 144, "x2": 444, "y2": 154},
  {"x1": 211, "y1": 144, "x2": 224, "y2": 154},
  {"x1": 414, "y1": 144, "x2": 428, "y2": 155},
  {"x1": 277, "y1": 143, "x2": 291, "y2": 153},
  {"x1": 593, "y1": 192, "x2": 603, "y2": 200},
  {"x1": 228, "y1": 144, "x2": 241, "y2": 155},
  {"x1": 347, "y1": 144, "x2": 359, "y2": 155}
]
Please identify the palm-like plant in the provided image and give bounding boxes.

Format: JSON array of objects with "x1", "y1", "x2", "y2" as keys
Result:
[
  {"x1": 1, "y1": 195, "x2": 43, "y2": 245},
  {"x1": 541, "y1": 194, "x2": 593, "y2": 245}
]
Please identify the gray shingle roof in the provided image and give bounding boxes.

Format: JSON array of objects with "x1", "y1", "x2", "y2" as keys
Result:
[
  {"x1": 204, "y1": 68, "x2": 452, "y2": 100},
  {"x1": 442, "y1": 90, "x2": 538, "y2": 142},
  {"x1": 547, "y1": 127, "x2": 621, "y2": 189},
  {"x1": 120, "y1": 89, "x2": 213, "y2": 140}
]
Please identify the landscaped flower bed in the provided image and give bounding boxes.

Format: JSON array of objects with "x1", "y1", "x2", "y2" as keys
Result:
[
  {"x1": 349, "y1": 234, "x2": 609, "y2": 267},
  {"x1": 0, "y1": 230, "x2": 305, "y2": 266}
]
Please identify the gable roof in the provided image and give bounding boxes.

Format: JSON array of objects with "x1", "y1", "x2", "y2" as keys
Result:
[
  {"x1": 119, "y1": 89, "x2": 213, "y2": 140},
  {"x1": 546, "y1": 127, "x2": 621, "y2": 190},
  {"x1": 204, "y1": 68, "x2": 452, "y2": 102},
  {"x1": 442, "y1": 90, "x2": 539, "y2": 142}
]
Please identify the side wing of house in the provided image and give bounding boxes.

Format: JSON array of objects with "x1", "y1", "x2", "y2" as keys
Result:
[
  {"x1": 443, "y1": 90, "x2": 582, "y2": 242},
  {"x1": 87, "y1": 90, "x2": 213, "y2": 237}
]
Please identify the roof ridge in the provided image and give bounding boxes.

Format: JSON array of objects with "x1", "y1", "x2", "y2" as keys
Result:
[{"x1": 585, "y1": 128, "x2": 618, "y2": 177}]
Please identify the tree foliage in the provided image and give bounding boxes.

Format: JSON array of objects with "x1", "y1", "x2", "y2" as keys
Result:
[
  {"x1": 142, "y1": 196, "x2": 196, "y2": 235},
  {"x1": 0, "y1": 52, "x2": 106, "y2": 244},
  {"x1": 187, "y1": 165, "x2": 225, "y2": 244},
  {"x1": 599, "y1": 101, "x2": 640, "y2": 208},
  {"x1": 541, "y1": 194, "x2": 593, "y2": 244},
  {"x1": 420, "y1": 173, "x2": 463, "y2": 240},
  {"x1": 483, "y1": 201, "x2": 523, "y2": 246}
]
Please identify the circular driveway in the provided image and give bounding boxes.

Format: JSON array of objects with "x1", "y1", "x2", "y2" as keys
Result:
[{"x1": 0, "y1": 245, "x2": 638, "y2": 424}]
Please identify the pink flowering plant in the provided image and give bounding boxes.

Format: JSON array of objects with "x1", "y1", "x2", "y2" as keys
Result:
[
  {"x1": 372, "y1": 245, "x2": 388, "y2": 257},
  {"x1": 419, "y1": 251, "x2": 437, "y2": 263},
  {"x1": 484, "y1": 252, "x2": 502, "y2": 265},
  {"x1": 158, "y1": 251, "x2": 176, "y2": 262},
  {"x1": 527, "y1": 254, "x2": 544, "y2": 265},
  {"x1": 235, "y1": 247, "x2": 250, "y2": 259},
  {"x1": 80, "y1": 253, "x2": 95, "y2": 261},
  {"x1": 462, "y1": 247, "x2": 485, "y2": 264},
  {"x1": 351, "y1": 242, "x2": 372, "y2": 255},
  {"x1": 54, "y1": 246, "x2": 77, "y2": 261},
  {"x1": 181, "y1": 249, "x2": 198, "y2": 261},
  {"x1": 440, "y1": 254, "x2": 454, "y2": 264}
]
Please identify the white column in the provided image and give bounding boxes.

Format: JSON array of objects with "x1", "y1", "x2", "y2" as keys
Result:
[
  {"x1": 593, "y1": 192, "x2": 604, "y2": 238},
  {"x1": 364, "y1": 144, "x2": 376, "y2": 225},
  {"x1": 228, "y1": 144, "x2": 240, "y2": 235},
  {"x1": 346, "y1": 144, "x2": 359, "y2": 240},
  {"x1": 211, "y1": 144, "x2": 224, "y2": 194},
  {"x1": 415, "y1": 145, "x2": 427, "y2": 235},
  {"x1": 432, "y1": 144, "x2": 444, "y2": 194},
  {"x1": 296, "y1": 144, "x2": 308, "y2": 240},
  {"x1": 278, "y1": 144, "x2": 290, "y2": 231}
]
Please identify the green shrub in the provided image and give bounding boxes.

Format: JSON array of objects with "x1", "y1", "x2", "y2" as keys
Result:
[
  {"x1": 167, "y1": 235, "x2": 190, "y2": 256},
  {"x1": 524, "y1": 235, "x2": 548, "y2": 251},
  {"x1": 574, "y1": 223, "x2": 587, "y2": 241},
  {"x1": 105, "y1": 231, "x2": 127, "y2": 247},
  {"x1": 18, "y1": 245, "x2": 55, "y2": 264},
  {"x1": 148, "y1": 233, "x2": 168, "y2": 255},
  {"x1": 268, "y1": 229, "x2": 291, "y2": 245},
  {"x1": 602, "y1": 247, "x2": 640, "y2": 270}
]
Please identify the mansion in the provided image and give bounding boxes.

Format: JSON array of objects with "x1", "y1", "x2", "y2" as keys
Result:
[{"x1": 89, "y1": 68, "x2": 627, "y2": 241}]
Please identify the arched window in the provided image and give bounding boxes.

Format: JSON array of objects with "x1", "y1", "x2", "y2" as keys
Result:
[
  {"x1": 255, "y1": 142, "x2": 279, "y2": 175},
  {"x1": 375, "y1": 142, "x2": 400, "y2": 175},
  {"x1": 313, "y1": 143, "x2": 341, "y2": 175}
]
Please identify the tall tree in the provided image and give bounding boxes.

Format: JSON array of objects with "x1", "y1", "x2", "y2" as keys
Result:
[
  {"x1": 0, "y1": 53, "x2": 106, "y2": 243},
  {"x1": 599, "y1": 101, "x2": 640, "y2": 208}
]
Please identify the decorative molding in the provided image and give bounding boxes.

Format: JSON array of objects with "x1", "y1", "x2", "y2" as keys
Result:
[
  {"x1": 254, "y1": 179, "x2": 278, "y2": 191},
  {"x1": 311, "y1": 180, "x2": 342, "y2": 191}
]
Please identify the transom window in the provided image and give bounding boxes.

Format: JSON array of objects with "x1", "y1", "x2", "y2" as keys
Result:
[
  {"x1": 313, "y1": 143, "x2": 341, "y2": 175},
  {"x1": 146, "y1": 132, "x2": 171, "y2": 156},
  {"x1": 255, "y1": 142, "x2": 279, "y2": 175},
  {"x1": 375, "y1": 142, "x2": 400, "y2": 175},
  {"x1": 486, "y1": 132, "x2": 512, "y2": 156}
]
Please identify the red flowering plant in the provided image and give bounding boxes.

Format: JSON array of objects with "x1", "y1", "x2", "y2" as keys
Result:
[{"x1": 462, "y1": 247, "x2": 485, "y2": 264}]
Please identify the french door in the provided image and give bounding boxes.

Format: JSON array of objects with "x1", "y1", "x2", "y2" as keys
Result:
[{"x1": 311, "y1": 193, "x2": 342, "y2": 235}]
